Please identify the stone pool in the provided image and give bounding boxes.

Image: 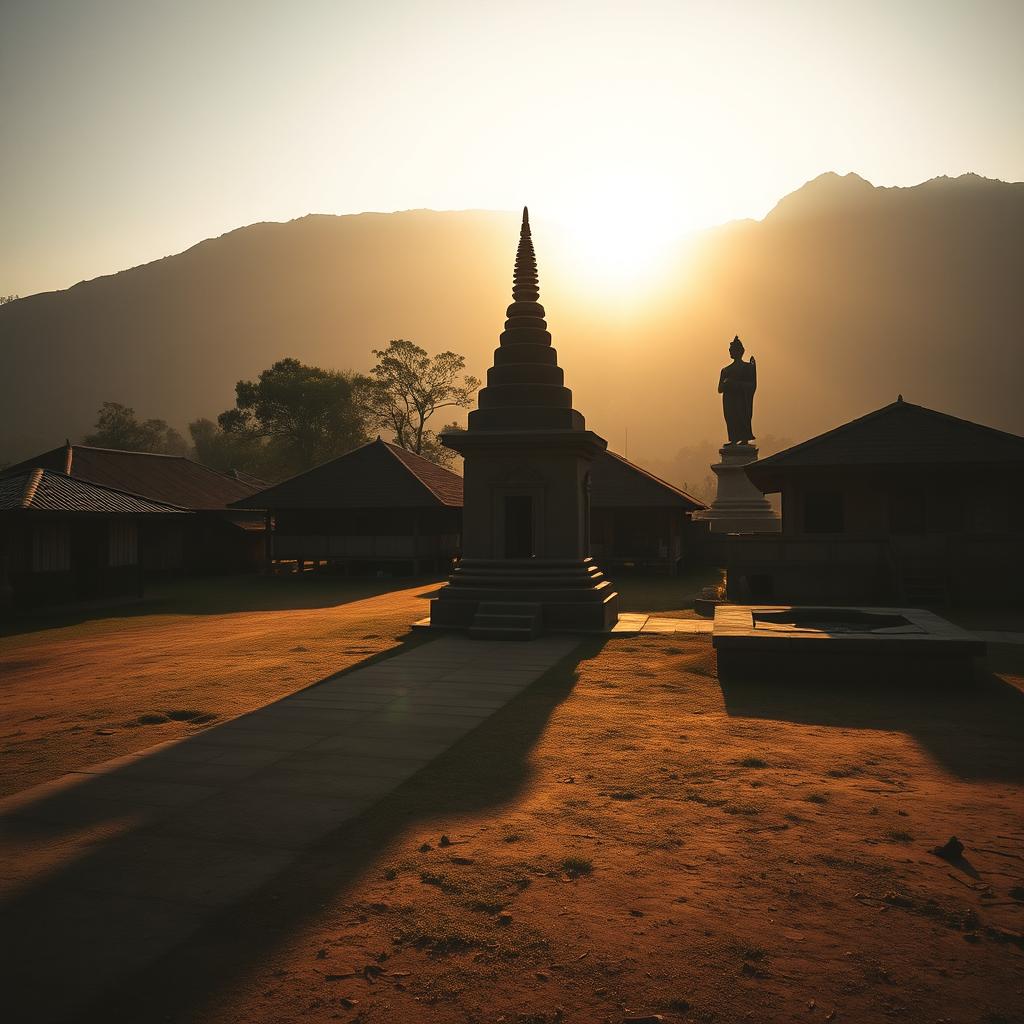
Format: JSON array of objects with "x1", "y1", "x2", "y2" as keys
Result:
[{"x1": 713, "y1": 605, "x2": 986, "y2": 683}]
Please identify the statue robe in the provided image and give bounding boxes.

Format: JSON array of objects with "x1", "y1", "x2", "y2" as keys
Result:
[{"x1": 719, "y1": 358, "x2": 756, "y2": 443}]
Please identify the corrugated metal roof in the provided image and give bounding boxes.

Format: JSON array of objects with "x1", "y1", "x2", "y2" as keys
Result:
[
  {"x1": 2, "y1": 445, "x2": 263, "y2": 510},
  {"x1": 232, "y1": 439, "x2": 464, "y2": 510},
  {"x1": 0, "y1": 469, "x2": 189, "y2": 514}
]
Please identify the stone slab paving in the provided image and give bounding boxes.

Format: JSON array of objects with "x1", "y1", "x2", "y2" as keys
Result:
[
  {"x1": 413, "y1": 613, "x2": 713, "y2": 636},
  {"x1": 0, "y1": 633, "x2": 579, "y2": 1024},
  {"x1": 611, "y1": 613, "x2": 713, "y2": 635}
]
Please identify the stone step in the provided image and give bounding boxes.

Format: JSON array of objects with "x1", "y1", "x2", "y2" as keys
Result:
[
  {"x1": 468, "y1": 624, "x2": 539, "y2": 641},
  {"x1": 476, "y1": 601, "x2": 543, "y2": 616},
  {"x1": 469, "y1": 601, "x2": 542, "y2": 641},
  {"x1": 448, "y1": 582, "x2": 615, "y2": 604},
  {"x1": 473, "y1": 613, "x2": 539, "y2": 629}
]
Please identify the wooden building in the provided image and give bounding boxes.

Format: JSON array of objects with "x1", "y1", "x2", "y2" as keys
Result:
[
  {"x1": 2, "y1": 443, "x2": 265, "y2": 573},
  {"x1": 231, "y1": 439, "x2": 463, "y2": 575},
  {"x1": 0, "y1": 469, "x2": 187, "y2": 612},
  {"x1": 232, "y1": 437, "x2": 706, "y2": 579},
  {"x1": 723, "y1": 398, "x2": 1024, "y2": 604},
  {"x1": 590, "y1": 450, "x2": 706, "y2": 575}
]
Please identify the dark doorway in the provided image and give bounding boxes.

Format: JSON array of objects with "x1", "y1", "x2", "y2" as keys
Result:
[{"x1": 504, "y1": 495, "x2": 534, "y2": 558}]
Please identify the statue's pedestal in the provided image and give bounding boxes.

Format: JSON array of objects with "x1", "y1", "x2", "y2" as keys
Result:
[{"x1": 693, "y1": 445, "x2": 780, "y2": 535}]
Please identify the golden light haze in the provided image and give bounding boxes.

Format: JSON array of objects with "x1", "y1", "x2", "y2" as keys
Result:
[{"x1": 2, "y1": 0, "x2": 1022, "y2": 297}]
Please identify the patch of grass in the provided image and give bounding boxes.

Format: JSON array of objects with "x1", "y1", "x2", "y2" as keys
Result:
[
  {"x1": 686, "y1": 791, "x2": 728, "y2": 808},
  {"x1": 886, "y1": 829, "x2": 914, "y2": 843},
  {"x1": 502, "y1": 833, "x2": 525, "y2": 843},
  {"x1": 826, "y1": 765, "x2": 860, "y2": 778},
  {"x1": 467, "y1": 897, "x2": 508, "y2": 914},
  {"x1": 419, "y1": 870, "x2": 461, "y2": 894},
  {"x1": 609, "y1": 790, "x2": 639, "y2": 801},
  {"x1": 166, "y1": 708, "x2": 217, "y2": 724},
  {"x1": 737, "y1": 757, "x2": 768, "y2": 769},
  {"x1": 805, "y1": 791, "x2": 830, "y2": 804},
  {"x1": 394, "y1": 921, "x2": 480, "y2": 956},
  {"x1": 736, "y1": 943, "x2": 768, "y2": 961},
  {"x1": 383, "y1": 867, "x2": 398, "y2": 881},
  {"x1": 723, "y1": 803, "x2": 761, "y2": 816},
  {"x1": 135, "y1": 713, "x2": 169, "y2": 725},
  {"x1": 561, "y1": 856, "x2": 593, "y2": 878}
]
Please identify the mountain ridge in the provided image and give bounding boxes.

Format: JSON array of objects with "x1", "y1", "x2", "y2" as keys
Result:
[{"x1": 2, "y1": 172, "x2": 1021, "y2": 472}]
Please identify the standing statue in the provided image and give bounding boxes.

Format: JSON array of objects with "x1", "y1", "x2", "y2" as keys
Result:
[{"x1": 718, "y1": 335, "x2": 756, "y2": 445}]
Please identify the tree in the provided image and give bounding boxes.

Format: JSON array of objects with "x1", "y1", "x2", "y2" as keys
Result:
[
  {"x1": 83, "y1": 401, "x2": 190, "y2": 455},
  {"x1": 363, "y1": 339, "x2": 479, "y2": 467},
  {"x1": 188, "y1": 417, "x2": 263, "y2": 476},
  {"x1": 216, "y1": 357, "x2": 369, "y2": 476},
  {"x1": 0, "y1": 294, "x2": 18, "y2": 305}
]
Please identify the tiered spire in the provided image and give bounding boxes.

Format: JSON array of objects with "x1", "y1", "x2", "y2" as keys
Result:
[
  {"x1": 511, "y1": 207, "x2": 540, "y2": 305},
  {"x1": 466, "y1": 206, "x2": 583, "y2": 431}
]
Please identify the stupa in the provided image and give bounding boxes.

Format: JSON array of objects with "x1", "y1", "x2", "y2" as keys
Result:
[{"x1": 429, "y1": 208, "x2": 619, "y2": 637}]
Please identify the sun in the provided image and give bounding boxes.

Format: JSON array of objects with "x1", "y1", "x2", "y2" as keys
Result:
[{"x1": 538, "y1": 185, "x2": 698, "y2": 298}]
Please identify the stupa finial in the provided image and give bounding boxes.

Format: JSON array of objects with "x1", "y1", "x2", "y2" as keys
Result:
[{"x1": 512, "y1": 205, "x2": 540, "y2": 304}]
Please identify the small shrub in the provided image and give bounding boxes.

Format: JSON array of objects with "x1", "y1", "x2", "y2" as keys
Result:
[{"x1": 562, "y1": 856, "x2": 593, "y2": 878}]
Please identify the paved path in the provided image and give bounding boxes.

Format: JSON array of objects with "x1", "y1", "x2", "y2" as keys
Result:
[
  {"x1": 612, "y1": 613, "x2": 714, "y2": 635},
  {"x1": 414, "y1": 614, "x2": 715, "y2": 636},
  {"x1": 0, "y1": 634, "x2": 579, "y2": 1024}
]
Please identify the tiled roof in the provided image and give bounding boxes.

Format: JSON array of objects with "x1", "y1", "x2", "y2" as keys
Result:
[
  {"x1": 231, "y1": 439, "x2": 464, "y2": 510},
  {"x1": 0, "y1": 469, "x2": 188, "y2": 514},
  {"x1": 1, "y1": 445, "x2": 263, "y2": 510},
  {"x1": 752, "y1": 399, "x2": 1024, "y2": 472},
  {"x1": 591, "y1": 450, "x2": 706, "y2": 510}
]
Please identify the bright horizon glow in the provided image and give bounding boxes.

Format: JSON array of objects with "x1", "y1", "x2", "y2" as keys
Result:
[{"x1": 2, "y1": 0, "x2": 1022, "y2": 297}]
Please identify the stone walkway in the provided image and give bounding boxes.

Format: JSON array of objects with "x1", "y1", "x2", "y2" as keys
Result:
[
  {"x1": 0, "y1": 633, "x2": 579, "y2": 1024},
  {"x1": 414, "y1": 613, "x2": 714, "y2": 636},
  {"x1": 612, "y1": 613, "x2": 714, "y2": 635}
]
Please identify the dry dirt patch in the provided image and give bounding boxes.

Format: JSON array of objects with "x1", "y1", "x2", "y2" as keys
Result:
[
  {"x1": 0, "y1": 577, "x2": 439, "y2": 797},
  {"x1": 94, "y1": 634, "x2": 1024, "y2": 1024}
]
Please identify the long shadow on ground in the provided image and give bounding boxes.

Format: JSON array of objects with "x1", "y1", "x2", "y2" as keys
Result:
[
  {"x1": 719, "y1": 661, "x2": 1024, "y2": 783},
  {"x1": 1, "y1": 634, "x2": 600, "y2": 1024}
]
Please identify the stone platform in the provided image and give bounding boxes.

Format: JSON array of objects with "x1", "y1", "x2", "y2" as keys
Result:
[
  {"x1": 692, "y1": 444, "x2": 780, "y2": 534},
  {"x1": 713, "y1": 604, "x2": 985, "y2": 682}
]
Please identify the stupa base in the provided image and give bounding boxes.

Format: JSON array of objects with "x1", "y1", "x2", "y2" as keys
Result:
[{"x1": 429, "y1": 557, "x2": 620, "y2": 636}]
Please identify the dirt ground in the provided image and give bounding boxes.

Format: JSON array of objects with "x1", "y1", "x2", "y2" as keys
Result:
[
  {"x1": 0, "y1": 576, "x2": 440, "y2": 798},
  {"x1": 4, "y1": 576, "x2": 1023, "y2": 1023},
  {"x1": 86, "y1": 630, "x2": 1024, "y2": 1024},
  {"x1": 0, "y1": 572, "x2": 714, "y2": 799}
]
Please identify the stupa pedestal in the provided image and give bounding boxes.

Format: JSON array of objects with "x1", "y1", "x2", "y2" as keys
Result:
[
  {"x1": 693, "y1": 444, "x2": 780, "y2": 534},
  {"x1": 429, "y1": 208, "x2": 619, "y2": 637}
]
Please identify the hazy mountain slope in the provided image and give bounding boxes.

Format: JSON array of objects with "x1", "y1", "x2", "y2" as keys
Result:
[{"x1": 1, "y1": 174, "x2": 1021, "y2": 469}]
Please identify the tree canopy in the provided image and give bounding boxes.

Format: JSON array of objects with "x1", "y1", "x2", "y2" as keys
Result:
[
  {"x1": 83, "y1": 401, "x2": 190, "y2": 455},
  {"x1": 208, "y1": 357, "x2": 369, "y2": 478},
  {"x1": 362, "y1": 339, "x2": 479, "y2": 466}
]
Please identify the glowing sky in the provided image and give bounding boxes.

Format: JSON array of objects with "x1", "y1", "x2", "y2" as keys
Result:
[{"x1": 2, "y1": 0, "x2": 1022, "y2": 297}]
